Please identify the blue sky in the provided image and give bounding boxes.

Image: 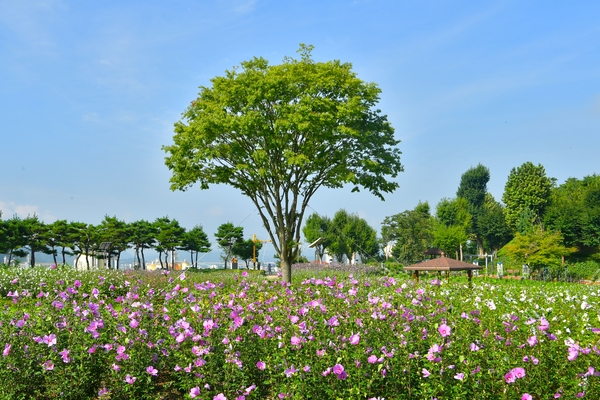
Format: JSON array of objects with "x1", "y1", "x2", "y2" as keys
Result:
[{"x1": 1, "y1": 0, "x2": 599, "y2": 262}]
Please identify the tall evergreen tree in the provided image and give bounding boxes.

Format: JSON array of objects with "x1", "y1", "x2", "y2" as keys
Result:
[{"x1": 456, "y1": 164, "x2": 490, "y2": 255}]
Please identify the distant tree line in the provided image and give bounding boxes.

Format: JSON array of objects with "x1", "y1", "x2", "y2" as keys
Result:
[
  {"x1": 375, "y1": 162, "x2": 600, "y2": 275},
  {"x1": 301, "y1": 162, "x2": 599, "y2": 276},
  {"x1": 0, "y1": 214, "x2": 269, "y2": 270}
]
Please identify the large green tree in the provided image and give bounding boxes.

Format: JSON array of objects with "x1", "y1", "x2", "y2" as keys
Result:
[
  {"x1": 180, "y1": 225, "x2": 211, "y2": 268},
  {"x1": 214, "y1": 222, "x2": 244, "y2": 269},
  {"x1": 163, "y1": 45, "x2": 403, "y2": 283},
  {"x1": 381, "y1": 202, "x2": 433, "y2": 265},
  {"x1": 478, "y1": 193, "x2": 512, "y2": 254},
  {"x1": 456, "y1": 164, "x2": 490, "y2": 254},
  {"x1": 432, "y1": 197, "x2": 471, "y2": 259},
  {"x1": 302, "y1": 213, "x2": 332, "y2": 263},
  {"x1": 0, "y1": 215, "x2": 28, "y2": 266},
  {"x1": 47, "y1": 219, "x2": 72, "y2": 266},
  {"x1": 98, "y1": 215, "x2": 130, "y2": 269},
  {"x1": 327, "y1": 209, "x2": 379, "y2": 263},
  {"x1": 544, "y1": 175, "x2": 600, "y2": 259},
  {"x1": 128, "y1": 220, "x2": 156, "y2": 269},
  {"x1": 498, "y1": 226, "x2": 574, "y2": 272},
  {"x1": 502, "y1": 162, "x2": 553, "y2": 232},
  {"x1": 21, "y1": 215, "x2": 51, "y2": 267},
  {"x1": 154, "y1": 217, "x2": 186, "y2": 270}
]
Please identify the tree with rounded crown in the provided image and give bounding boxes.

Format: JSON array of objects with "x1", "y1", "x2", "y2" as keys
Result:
[
  {"x1": 163, "y1": 45, "x2": 403, "y2": 283},
  {"x1": 502, "y1": 162, "x2": 553, "y2": 232}
]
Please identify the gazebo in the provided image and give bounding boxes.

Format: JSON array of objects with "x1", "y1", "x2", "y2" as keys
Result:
[{"x1": 404, "y1": 256, "x2": 483, "y2": 284}]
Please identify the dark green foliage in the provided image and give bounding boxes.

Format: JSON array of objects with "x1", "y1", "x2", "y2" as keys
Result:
[
  {"x1": 382, "y1": 201, "x2": 433, "y2": 265},
  {"x1": 502, "y1": 162, "x2": 553, "y2": 231},
  {"x1": 544, "y1": 175, "x2": 600, "y2": 259},
  {"x1": 180, "y1": 225, "x2": 211, "y2": 268},
  {"x1": 214, "y1": 222, "x2": 244, "y2": 268}
]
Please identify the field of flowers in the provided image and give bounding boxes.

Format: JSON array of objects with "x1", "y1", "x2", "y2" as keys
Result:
[{"x1": 0, "y1": 265, "x2": 599, "y2": 399}]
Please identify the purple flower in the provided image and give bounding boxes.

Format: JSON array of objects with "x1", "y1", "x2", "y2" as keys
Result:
[
  {"x1": 256, "y1": 361, "x2": 266, "y2": 370},
  {"x1": 284, "y1": 365, "x2": 298, "y2": 377},
  {"x1": 568, "y1": 348, "x2": 579, "y2": 361},
  {"x1": 189, "y1": 387, "x2": 200, "y2": 398},
  {"x1": 214, "y1": 393, "x2": 227, "y2": 400},
  {"x1": 146, "y1": 366, "x2": 158, "y2": 376},
  {"x1": 454, "y1": 373, "x2": 465, "y2": 381},
  {"x1": 98, "y1": 387, "x2": 109, "y2": 397},
  {"x1": 422, "y1": 368, "x2": 431, "y2": 378},
  {"x1": 42, "y1": 334, "x2": 57, "y2": 347},
  {"x1": 42, "y1": 360, "x2": 54, "y2": 371},
  {"x1": 470, "y1": 342, "x2": 480, "y2": 352},
  {"x1": 527, "y1": 336, "x2": 538, "y2": 347},
  {"x1": 332, "y1": 363, "x2": 345, "y2": 375},
  {"x1": 512, "y1": 368, "x2": 526, "y2": 379},
  {"x1": 505, "y1": 371, "x2": 516, "y2": 383},
  {"x1": 438, "y1": 324, "x2": 451, "y2": 337},
  {"x1": 337, "y1": 370, "x2": 348, "y2": 380},
  {"x1": 368, "y1": 355, "x2": 377, "y2": 364},
  {"x1": 125, "y1": 374, "x2": 136, "y2": 384},
  {"x1": 522, "y1": 394, "x2": 533, "y2": 400},
  {"x1": 2, "y1": 343, "x2": 10, "y2": 357},
  {"x1": 538, "y1": 317, "x2": 549, "y2": 331},
  {"x1": 349, "y1": 333, "x2": 360, "y2": 345},
  {"x1": 291, "y1": 336, "x2": 301, "y2": 346},
  {"x1": 59, "y1": 349, "x2": 70, "y2": 363}
]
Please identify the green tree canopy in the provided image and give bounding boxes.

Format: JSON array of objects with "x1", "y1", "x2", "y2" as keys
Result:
[
  {"x1": 502, "y1": 162, "x2": 553, "y2": 232},
  {"x1": 326, "y1": 209, "x2": 379, "y2": 263},
  {"x1": 163, "y1": 45, "x2": 403, "y2": 283},
  {"x1": 302, "y1": 213, "x2": 332, "y2": 263},
  {"x1": 544, "y1": 174, "x2": 600, "y2": 259},
  {"x1": 432, "y1": 198, "x2": 471, "y2": 259},
  {"x1": 382, "y1": 201, "x2": 433, "y2": 265},
  {"x1": 478, "y1": 193, "x2": 512, "y2": 253},
  {"x1": 180, "y1": 225, "x2": 211, "y2": 268},
  {"x1": 153, "y1": 217, "x2": 186, "y2": 269},
  {"x1": 498, "y1": 226, "x2": 574, "y2": 272},
  {"x1": 456, "y1": 164, "x2": 490, "y2": 254},
  {"x1": 232, "y1": 238, "x2": 261, "y2": 269},
  {"x1": 214, "y1": 222, "x2": 244, "y2": 269},
  {"x1": 128, "y1": 220, "x2": 156, "y2": 269}
]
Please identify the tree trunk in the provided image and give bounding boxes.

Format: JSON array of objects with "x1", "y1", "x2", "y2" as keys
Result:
[
  {"x1": 52, "y1": 247, "x2": 58, "y2": 266},
  {"x1": 30, "y1": 248, "x2": 36, "y2": 268},
  {"x1": 158, "y1": 252, "x2": 163, "y2": 269},
  {"x1": 477, "y1": 236, "x2": 484, "y2": 256},
  {"x1": 141, "y1": 248, "x2": 146, "y2": 270}
]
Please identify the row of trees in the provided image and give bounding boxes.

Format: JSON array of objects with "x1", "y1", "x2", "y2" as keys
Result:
[
  {"x1": 0, "y1": 214, "x2": 211, "y2": 269},
  {"x1": 378, "y1": 162, "x2": 600, "y2": 272},
  {"x1": 0, "y1": 213, "x2": 268, "y2": 270}
]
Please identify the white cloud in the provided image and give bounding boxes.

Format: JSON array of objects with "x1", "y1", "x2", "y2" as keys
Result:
[
  {"x1": 0, "y1": 200, "x2": 37, "y2": 218},
  {"x1": 0, "y1": 201, "x2": 56, "y2": 222}
]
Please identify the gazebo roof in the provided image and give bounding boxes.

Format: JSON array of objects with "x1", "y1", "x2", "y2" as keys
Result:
[{"x1": 404, "y1": 256, "x2": 483, "y2": 272}]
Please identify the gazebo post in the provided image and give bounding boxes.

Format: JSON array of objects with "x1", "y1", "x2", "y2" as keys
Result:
[
  {"x1": 445, "y1": 271, "x2": 449, "y2": 282},
  {"x1": 414, "y1": 270, "x2": 419, "y2": 283},
  {"x1": 467, "y1": 269, "x2": 473, "y2": 286}
]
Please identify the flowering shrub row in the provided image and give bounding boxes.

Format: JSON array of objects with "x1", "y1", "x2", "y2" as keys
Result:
[{"x1": 0, "y1": 267, "x2": 599, "y2": 399}]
